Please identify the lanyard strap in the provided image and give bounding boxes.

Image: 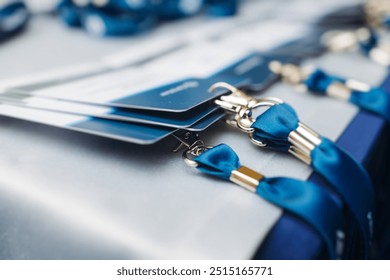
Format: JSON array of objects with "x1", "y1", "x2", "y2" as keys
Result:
[
  {"x1": 58, "y1": 2, "x2": 156, "y2": 36},
  {"x1": 0, "y1": 1, "x2": 29, "y2": 40},
  {"x1": 58, "y1": 0, "x2": 237, "y2": 36},
  {"x1": 304, "y1": 69, "x2": 390, "y2": 122},
  {"x1": 250, "y1": 102, "x2": 374, "y2": 256},
  {"x1": 191, "y1": 143, "x2": 345, "y2": 259},
  {"x1": 357, "y1": 28, "x2": 379, "y2": 55},
  {"x1": 323, "y1": 27, "x2": 390, "y2": 66}
]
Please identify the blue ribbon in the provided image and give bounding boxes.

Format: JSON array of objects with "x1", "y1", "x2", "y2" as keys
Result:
[
  {"x1": 58, "y1": 1, "x2": 157, "y2": 36},
  {"x1": 0, "y1": 1, "x2": 29, "y2": 41},
  {"x1": 250, "y1": 103, "x2": 374, "y2": 256},
  {"x1": 383, "y1": 16, "x2": 390, "y2": 29},
  {"x1": 154, "y1": 0, "x2": 204, "y2": 19},
  {"x1": 205, "y1": 0, "x2": 239, "y2": 17},
  {"x1": 305, "y1": 69, "x2": 390, "y2": 122},
  {"x1": 358, "y1": 28, "x2": 379, "y2": 55},
  {"x1": 82, "y1": 8, "x2": 157, "y2": 36},
  {"x1": 88, "y1": 0, "x2": 151, "y2": 13},
  {"x1": 194, "y1": 144, "x2": 344, "y2": 259},
  {"x1": 58, "y1": 1, "x2": 83, "y2": 27},
  {"x1": 57, "y1": 0, "x2": 240, "y2": 36}
]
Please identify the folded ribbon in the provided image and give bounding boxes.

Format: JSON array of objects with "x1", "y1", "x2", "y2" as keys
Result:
[
  {"x1": 250, "y1": 103, "x2": 374, "y2": 257},
  {"x1": 305, "y1": 69, "x2": 390, "y2": 122},
  {"x1": 0, "y1": 1, "x2": 29, "y2": 42},
  {"x1": 194, "y1": 144, "x2": 345, "y2": 259}
]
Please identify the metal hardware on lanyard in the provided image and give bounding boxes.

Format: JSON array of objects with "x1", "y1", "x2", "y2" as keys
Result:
[{"x1": 209, "y1": 82, "x2": 322, "y2": 165}]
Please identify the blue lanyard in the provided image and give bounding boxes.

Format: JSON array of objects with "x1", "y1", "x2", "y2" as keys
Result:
[
  {"x1": 209, "y1": 82, "x2": 374, "y2": 258},
  {"x1": 205, "y1": 0, "x2": 239, "y2": 17},
  {"x1": 0, "y1": 1, "x2": 29, "y2": 41},
  {"x1": 250, "y1": 102, "x2": 374, "y2": 257},
  {"x1": 357, "y1": 28, "x2": 379, "y2": 55},
  {"x1": 323, "y1": 27, "x2": 390, "y2": 66},
  {"x1": 58, "y1": 2, "x2": 156, "y2": 36},
  {"x1": 305, "y1": 69, "x2": 390, "y2": 122},
  {"x1": 57, "y1": 0, "x2": 218, "y2": 36},
  {"x1": 269, "y1": 61, "x2": 390, "y2": 122},
  {"x1": 188, "y1": 143, "x2": 345, "y2": 259}
]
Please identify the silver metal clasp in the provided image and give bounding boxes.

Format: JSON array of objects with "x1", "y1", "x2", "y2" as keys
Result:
[
  {"x1": 209, "y1": 82, "x2": 283, "y2": 134},
  {"x1": 322, "y1": 28, "x2": 375, "y2": 52},
  {"x1": 172, "y1": 131, "x2": 213, "y2": 167},
  {"x1": 268, "y1": 61, "x2": 314, "y2": 86},
  {"x1": 209, "y1": 82, "x2": 258, "y2": 114},
  {"x1": 209, "y1": 82, "x2": 322, "y2": 165},
  {"x1": 365, "y1": 0, "x2": 390, "y2": 28},
  {"x1": 269, "y1": 60, "x2": 373, "y2": 101},
  {"x1": 322, "y1": 29, "x2": 361, "y2": 52},
  {"x1": 322, "y1": 27, "x2": 390, "y2": 66},
  {"x1": 172, "y1": 131, "x2": 263, "y2": 192}
]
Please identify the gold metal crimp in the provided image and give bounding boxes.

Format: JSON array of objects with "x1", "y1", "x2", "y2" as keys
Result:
[{"x1": 230, "y1": 166, "x2": 264, "y2": 192}]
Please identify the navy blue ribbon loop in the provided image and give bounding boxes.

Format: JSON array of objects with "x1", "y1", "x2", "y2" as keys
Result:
[
  {"x1": 304, "y1": 69, "x2": 390, "y2": 122},
  {"x1": 0, "y1": 1, "x2": 29, "y2": 41},
  {"x1": 250, "y1": 103, "x2": 374, "y2": 256},
  {"x1": 305, "y1": 69, "x2": 343, "y2": 94},
  {"x1": 57, "y1": 0, "x2": 239, "y2": 36},
  {"x1": 250, "y1": 103, "x2": 299, "y2": 152},
  {"x1": 194, "y1": 144, "x2": 344, "y2": 259},
  {"x1": 195, "y1": 144, "x2": 240, "y2": 180},
  {"x1": 205, "y1": 0, "x2": 239, "y2": 17},
  {"x1": 82, "y1": 8, "x2": 157, "y2": 36},
  {"x1": 350, "y1": 87, "x2": 390, "y2": 121},
  {"x1": 358, "y1": 28, "x2": 379, "y2": 55}
]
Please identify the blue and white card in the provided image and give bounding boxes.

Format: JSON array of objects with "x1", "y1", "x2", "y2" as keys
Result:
[
  {"x1": 4, "y1": 52, "x2": 292, "y2": 113},
  {"x1": 0, "y1": 93, "x2": 220, "y2": 129},
  {"x1": 0, "y1": 43, "x2": 275, "y2": 112},
  {"x1": 0, "y1": 104, "x2": 224, "y2": 144}
]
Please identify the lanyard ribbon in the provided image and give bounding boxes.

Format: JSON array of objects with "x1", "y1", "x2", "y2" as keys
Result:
[
  {"x1": 193, "y1": 144, "x2": 345, "y2": 259},
  {"x1": 58, "y1": 1, "x2": 156, "y2": 36},
  {"x1": 57, "y1": 0, "x2": 239, "y2": 36},
  {"x1": 357, "y1": 28, "x2": 379, "y2": 55},
  {"x1": 250, "y1": 103, "x2": 374, "y2": 256},
  {"x1": 304, "y1": 69, "x2": 390, "y2": 122},
  {"x1": 0, "y1": 1, "x2": 29, "y2": 41},
  {"x1": 323, "y1": 27, "x2": 390, "y2": 66}
]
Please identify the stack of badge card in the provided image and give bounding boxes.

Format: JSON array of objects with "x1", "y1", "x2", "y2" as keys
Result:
[{"x1": 0, "y1": 22, "x2": 313, "y2": 146}]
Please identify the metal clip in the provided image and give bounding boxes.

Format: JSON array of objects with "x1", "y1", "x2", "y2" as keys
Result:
[
  {"x1": 173, "y1": 131, "x2": 263, "y2": 192},
  {"x1": 209, "y1": 82, "x2": 322, "y2": 165},
  {"x1": 209, "y1": 82, "x2": 283, "y2": 134},
  {"x1": 322, "y1": 30, "x2": 360, "y2": 52},
  {"x1": 209, "y1": 82, "x2": 258, "y2": 114},
  {"x1": 322, "y1": 27, "x2": 390, "y2": 65},
  {"x1": 365, "y1": 0, "x2": 390, "y2": 28},
  {"x1": 270, "y1": 60, "x2": 373, "y2": 101},
  {"x1": 269, "y1": 61, "x2": 313, "y2": 86},
  {"x1": 172, "y1": 131, "x2": 212, "y2": 168},
  {"x1": 368, "y1": 43, "x2": 390, "y2": 66},
  {"x1": 322, "y1": 28, "x2": 374, "y2": 52}
]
